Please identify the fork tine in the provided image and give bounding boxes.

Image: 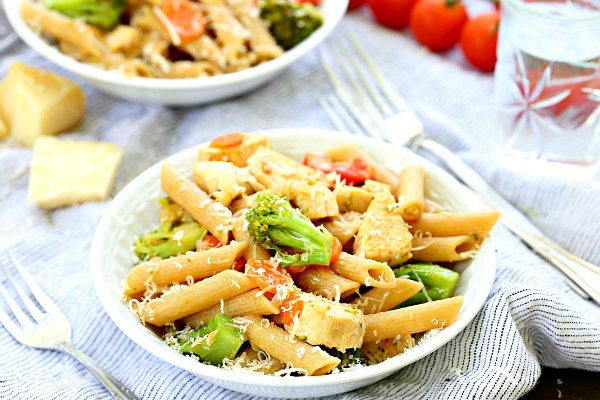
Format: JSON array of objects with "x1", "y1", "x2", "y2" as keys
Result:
[
  {"x1": 347, "y1": 32, "x2": 412, "y2": 112},
  {"x1": 1, "y1": 258, "x2": 46, "y2": 321},
  {"x1": 320, "y1": 52, "x2": 385, "y2": 139},
  {"x1": 0, "y1": 281, "x2": 33, "y2": 328},
  {"x1": 320, "y1": 95, "x2": 366, "y2": 135},
  {"x1": 337, "y1": 38, "x2": 394, "y2": 116},
  {"x1": 8, "y1": 253, "x2": 59, "y2": 315},
  {"x1": 0, "y1": 306, "x2": 21, "y2": 336},
  {"x1": 329, "y1": 43, "x2": 385, "y2": 122}
]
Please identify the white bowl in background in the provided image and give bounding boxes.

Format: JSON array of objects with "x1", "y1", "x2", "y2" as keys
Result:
[
  {"x1": 5, "y1": 1, "x2": 347, "y2": 105},
  {"x1": 90, "y1": 129, "x2": 496, "y2": 398}
]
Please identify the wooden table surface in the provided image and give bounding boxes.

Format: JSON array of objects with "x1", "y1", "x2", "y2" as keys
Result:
[{"x1": 523, "y1": 367, "x2": 600, "y2": 400}]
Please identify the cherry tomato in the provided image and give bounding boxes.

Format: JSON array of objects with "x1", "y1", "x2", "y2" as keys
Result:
[
  {"x1": 232, "y1": 257, "x2": 246, "y2": 272},
  {"x1": 303, "y1": 153, "x2": 372, "y2": 185},
  {"x1": 409, "y1": 0, "x2": 468, "y2": 52},
  {"x1": 245, "y1": 260, "x2": 293, "y2": 294},
  {"x1": 330, "y1": 237, "x2": 343, "y2": 264},
  {"x1": 348, "y1": 0, "x2": 367, "y2": 10},
  {"x1": 460, "y1": 12, "x2": 499, "y2": 72},
  {"x1": 296, "y1": 0, "x2": 320, "y2": 4},
  {"x1": 196, "y1": 235, "x2": 221, "y2": 251},
  {"x1": 367, "y1": 0, "x2": 420, "y2": 29},
  {"x1": 210, "y1": 132, "x2": 244, "y2": 148},
  {"x1": 161, "y1": 0, "x2": 205, "y2": 44}
]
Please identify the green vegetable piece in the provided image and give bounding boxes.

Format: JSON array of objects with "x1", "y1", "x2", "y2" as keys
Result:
[
  {"x1": 259, "y1": 0, "x2": 323, "y2": 50},
  {"x1": 180, "y1": 313, "x2": 247, "y2": 365},
  {"x1": 393, "y1": 263, "x2": 459, "y2": 307},
  {"x1": 326, "y1": 347, "x2": 366, "y2": 369},
  {"x1": 245, "y1": 192, "x2": 333, "y2": 267},
  {"x1": 43, "y1": 0, "x2": 126, "y2": 30},
  {"x1": 134, "y1": 222, "x2": 206, "y2": 260}
]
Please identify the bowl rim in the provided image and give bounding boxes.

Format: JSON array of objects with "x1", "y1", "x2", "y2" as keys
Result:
[
  {"x1": 90, "y1": 128, "x2": 496, "y2": 389},
  {"x1": 5, "y1": 0, "x2": 347, "y2": 90}
]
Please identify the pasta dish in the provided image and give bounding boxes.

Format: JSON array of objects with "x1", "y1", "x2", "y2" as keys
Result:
[
  {"x1": 21, "y1": 0, "x2": 323, "y2": 78},
  {"x1": 123, "y1": 132, "x2": 500, "y2": 376}
]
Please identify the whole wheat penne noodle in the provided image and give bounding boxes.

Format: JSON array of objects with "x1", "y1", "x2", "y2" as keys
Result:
[
  {"x1": 411, "y1": 235, "x2": 479, "y2": 262},
  {"x1": 228, "y1": 0, "x2": 283, "y2": 61},
  {"x1": 141, "y1": 270, "x2": 256, "y2": 325},
  {"x1": 330, "y1": 252, "x2": 396, "y2": 289},
  {"x1": 363, "y1": 296, "x2": 464, "y2": 342},
  {"x1": 183, "y1": 289, "x2": 279, "y2": 328},
  {"x1": 294, "y1": 269, "x2": 360, "y2": 301},
  {"x1": 410, "y1": 211, "x2": 501, "y2": 239},
  {"x1": 352, "y1": 278, "x2": 423, "y2": 314},
  {"x1": 230, "y1": 193, "x2": 258, "y2": 215},
  {"x1": 335, "y1": 185, "x2": 374, "y2": 213},
  {"x1": 200, "y1": 1, "x2": 248, "y2": 64},
  {"x1": 322, "y1": 212, "x2": 362, "y2": 246},
  {"x1": 424, "y1": 198, "x2": 444, "y2": 213},
  {"x1": 243, "y1": 315, "x2": 341, "y2": 376},
  {"x1": 22, "y1": 1, "x2": 106, "y2": 58},
  {"x1": 180, "y1": 35, "x2": 227, "y2": 70},
  {"x1": 124, "y1": 241, "x2": 247, "y2": 297},
  {"x1": 161, "y1": 163, "x2": 232, "y2": 244},
  {"x1": 396, "y1": 165, "x2": 425, "y2": 221},
  {"x1": 231, "y1": 214, "x2": 271, "y2": 260},
  {"x1": 326, "y1": 144, "x2": 399, "y2": 192}
]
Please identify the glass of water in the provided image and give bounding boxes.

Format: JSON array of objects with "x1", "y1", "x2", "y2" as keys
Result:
[{"x1": 494, "y1": 0, "x2": 600, "y2": 179}]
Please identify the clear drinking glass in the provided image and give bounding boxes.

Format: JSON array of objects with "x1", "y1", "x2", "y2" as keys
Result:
[{"x1": 494, "y1": 0, "x2": 600, "y2": 179}]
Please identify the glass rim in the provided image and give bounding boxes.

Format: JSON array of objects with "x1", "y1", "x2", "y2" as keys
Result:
[{"x1": 503, "y1": 0, "x2": 600, "y2": 22}]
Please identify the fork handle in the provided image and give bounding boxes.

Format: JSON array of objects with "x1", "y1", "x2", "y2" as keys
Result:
[
  {"x1": 419, "y1": 138, "x2": 600, "y2": 304},
  {"x1": 58, "y1": 343, "x2": 140, "y2": 400}
]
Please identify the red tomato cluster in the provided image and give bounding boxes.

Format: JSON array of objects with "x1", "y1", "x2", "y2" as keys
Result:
[{"x1": 352, "y1": 0, "x2": 500, "y2": 72}]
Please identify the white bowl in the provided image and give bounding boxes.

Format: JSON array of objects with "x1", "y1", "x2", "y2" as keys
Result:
[
  {"x1": 90, "y1": 129, "x2": 496, "y2": 398},
  {"x1": 5, "y1": 1, "x2": 347, "y2": 105}
]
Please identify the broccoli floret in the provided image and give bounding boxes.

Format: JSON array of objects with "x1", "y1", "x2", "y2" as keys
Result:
[
  {"x1": 43, "y1": 0, "x2": 126, "y2": 30},
  {"x1": 134, "y1": 222, "x2": 207, "y2": 260},
  {"x1": 260, "y1": 0, "x2": 323, "y2": 50},
  {"x1": 246, "y1": 192, "x2": 333, "y2": 267}
]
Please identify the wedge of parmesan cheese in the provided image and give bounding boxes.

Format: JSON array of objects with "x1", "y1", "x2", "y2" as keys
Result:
[
  {"x1": 0, "y1": 63, "x2": 85, "y2": 147},
  {"x1": 28, "y1": 137, "x2": 123, "y2": 209}
]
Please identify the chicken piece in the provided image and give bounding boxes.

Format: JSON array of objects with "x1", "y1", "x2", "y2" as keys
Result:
[
  {"x1": 192, "y1": 161, "x2": 248, "y2": 206},
  {"x1": 290, "y1": 292, "x2": 365, "y2": 351},
  {"x1": 222, "y1": 133, "x2": 269, "y2": 167},
  {"x1": 275, "y1": 180, "x2": 339, "y2": 220},
  {"x1": 247, "y1": 147, "x2": 323, "y2": 188},
  {"x1": 354, "y1": 180, "x2": 412, "y2": 265},
  {"x1": 322, "y1": 211, "x2": 362, "y2": 245},
  {"x1": 335, "y1": 184, "x2": 373, "y2": 213}
]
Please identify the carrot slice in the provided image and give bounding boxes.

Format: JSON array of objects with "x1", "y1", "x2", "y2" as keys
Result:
[
  {"x1": 210, "y1": 132, "x2": 244, "y2": 149},
  {"x1": 279, "y1": 290, "x2": 304, "y2": 325},
  {"x1": 329, "y1": 237, "x2": 342, "y2": 264},
  {"x1": 161, "y1": 0, "x2": 205, "y2": 44},
  {"x1": 245, "y1": 260, "x2": 293, "y2": 294}
]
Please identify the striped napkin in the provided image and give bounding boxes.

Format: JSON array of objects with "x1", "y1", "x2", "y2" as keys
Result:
[{"x1": 1, "y1": 11, "x2": 599, "y2": 400}]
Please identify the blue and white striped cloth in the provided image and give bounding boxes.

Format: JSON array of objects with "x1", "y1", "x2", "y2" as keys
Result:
[{"x1": 1, "y1": 11, "x2": 599, "y2": 400}]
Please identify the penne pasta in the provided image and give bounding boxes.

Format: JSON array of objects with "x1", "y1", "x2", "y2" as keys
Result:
[
  {"x1": 243, "y1": 315, "x2": 341, "y2": 376},
  {"x1": 330, "y1": 252, "x2": 396, "y2": 288},
  {"x1": 352, "y1": 278, "x2": 424, "y2": 314},
  {"x1": 294, "y1": 268, "x2": 360, "y2": 300},
  {"x1": 161, "y1": 163, "x2": 232, "y2": 244},
  {"x1": 183, "y1": 289, "x2": 279, "y2": 328},
  {"x1": 124, "y1": 241, "x2": 247, "y2": 297},
  {"x1": 326, "y1": 144, "x2": 400, "y2": 192},
  {"x1": 141, "y1": 270, "x2": 257, "y2": 325},
  {"x1": 410, "y1": 211, "x2": 501, "y2": 239},
  {"x1": 411, "y1": 235, "x2": 479, "y2": 262},
  {"x1": 22, "y1": 1, "x2": 106, "y2": 58},
  {"x1": 396, "y1": 165, "x2": 425, "y2": 221},
  {"x1": 363, "y1": 296, "x2": 464, "y2": 342}
]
